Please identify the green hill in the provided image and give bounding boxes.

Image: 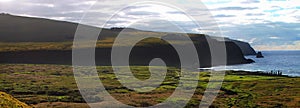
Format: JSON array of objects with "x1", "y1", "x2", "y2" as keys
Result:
[
  {"x1": 0, "y1": 13, "x2": 139, "y2": 42},
  {"x1": 0, "y1": 14, "x2": 255, "y2": 67}
]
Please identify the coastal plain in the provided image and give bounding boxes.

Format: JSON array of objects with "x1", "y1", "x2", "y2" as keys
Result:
[{"x1": 0, "y1": 64, "x2": 299, "y2": 108}]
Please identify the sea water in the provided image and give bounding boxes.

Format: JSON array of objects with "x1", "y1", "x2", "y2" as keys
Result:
[{"x1": 209, "y1": 51, "x2": 300, "y2": 76}]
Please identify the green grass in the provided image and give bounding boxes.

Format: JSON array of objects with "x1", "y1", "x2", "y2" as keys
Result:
[
  {"x1": 0, "y1": 91, "x2": 31, "y2": 108},
  {"x1": 0, "y1": 35, "x2": 199, "y2": 52},
  {"x1": 0, "y1": 42, "x2": 73, "y2": 52},
  {"x1": 0, "y1": 64, "x2": 299, "y2": 108}
]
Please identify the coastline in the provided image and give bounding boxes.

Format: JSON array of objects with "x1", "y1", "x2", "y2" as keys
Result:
[{"x1": 212, "y1": 50, "x2": 300, "y2": 77}]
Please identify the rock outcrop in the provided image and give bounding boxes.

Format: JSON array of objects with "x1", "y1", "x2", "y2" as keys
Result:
[{"x1": 256, "y1": 51, "x2": 264, "y2": 58}]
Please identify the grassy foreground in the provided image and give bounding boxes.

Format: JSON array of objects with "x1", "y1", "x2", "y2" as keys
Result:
[
  {"x1": 0, "y1": 64, "x2": 299, "y2": 108},
  {"x1": 0, "y1": 91, "x2": 31, "y2": 108}
]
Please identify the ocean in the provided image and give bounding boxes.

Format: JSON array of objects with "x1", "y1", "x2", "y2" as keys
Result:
[{"x1": 209, "y1": 51, "x2": 300, "y2": 76}]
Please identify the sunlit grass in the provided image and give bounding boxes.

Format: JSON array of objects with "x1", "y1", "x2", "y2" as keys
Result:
[
  {"x1": 0, "y1": 34, "x2": 201, "y2": 52},
  {"x1": 0, "y1": 64, "x2": 299, "y2": 107}
]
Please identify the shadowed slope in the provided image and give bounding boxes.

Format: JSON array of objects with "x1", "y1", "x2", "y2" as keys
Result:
[{"x1": 0, "y1": 14, "x2": 255, "y2": 67}]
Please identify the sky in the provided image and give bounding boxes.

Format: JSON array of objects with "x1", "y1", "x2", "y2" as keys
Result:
[{"x1": 0, "y1": 0, "x2": 299, "y2": 50}]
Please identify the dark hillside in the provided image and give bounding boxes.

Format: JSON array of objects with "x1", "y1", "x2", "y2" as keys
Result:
[
  {"x1": 0, "y1": 14, "x2": 122, "y2": 42},
  {"x1": 0, "y1": 38, "x2": 252, "y2": 67},
  {"x1": 0, "y1": 14, "x2": 78, "y2": 42},
  {"x1": 0, "y1": 14, "x2": 255, "y2": 67}
]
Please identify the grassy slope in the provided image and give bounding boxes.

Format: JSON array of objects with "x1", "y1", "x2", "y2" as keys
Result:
[
  {"x1": 0, "y1": 42, "x2": 73, "y2": 52},
  {"x1": 0, "y1": 91, "x2": 31, "y2": 108},
  {"x1": 0, "y1": 64, "x2": 299, "y2": 108},
  {"x1": 0, "y1": 37, "x2": 193, "y2": 52},
  {"x1": 0, "y1": 14, "x2": 256, "y2": 57}
]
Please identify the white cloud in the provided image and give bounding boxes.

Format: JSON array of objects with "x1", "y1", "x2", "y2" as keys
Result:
[
  {"x1": 269, "y1": 36, "x2": 280, "y2": 39},
  {"x1": 1, "y1": 0, "x2": 298, "y2": 28},
  {"x1": 201, "y1": 0, "x2": 299, "y2": 25},
  {"x1": 249, "y1": 38, "x2": 257, "y2": 44},
  {"x1": 235, "y1": 38, "x2": 256, "y2": 44},
  {"x1": 70, "y1": 1, "x2": 96, "y2": 6},
  {"x1": 24, "y1": 2, "x2": 55, "y2": 7},
  {"x1": 254, "y1": 41, "x2": 300, "y2": 51}
]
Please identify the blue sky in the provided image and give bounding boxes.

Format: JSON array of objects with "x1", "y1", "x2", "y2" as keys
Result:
[
  {"x1": 0, "y1": 0, "x2": 299, "y2": 50},
  {"x1": 202, "y1": 0, "x2": 299, "y2": 50}
]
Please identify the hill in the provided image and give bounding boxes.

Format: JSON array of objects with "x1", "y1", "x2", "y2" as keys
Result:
[
  {"x1": 0, "y1": 13, "x2": 77, "y2": 42},
  {"x1": 0, "y1": 14, "x2": 255, "y2": 67},
  {"x1": 0, "y1": 91, "x2": 31, "y2": 108},
  {"x1": 0, "y1": 13, "x2": 144, "y2": 42}
]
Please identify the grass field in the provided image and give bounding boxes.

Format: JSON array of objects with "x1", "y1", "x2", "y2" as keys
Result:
[
  {"x1": 0, "y1": 64, "x2": 299, "y2": 108},
  {"x1": 0, "y1": 91, "x2": 31, "y2": 108},
  {"x1": 0, "y1": 38, "x2": 183, "y2": 52},
  {"x1": 0, "y1": 34, "x2": 201, "y2": 52}
]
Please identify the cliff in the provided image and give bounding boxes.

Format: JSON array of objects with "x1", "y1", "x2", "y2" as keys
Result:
[
  {"x1": 0, "y1": 14, "x2": 255, "y2": 67},
  {"x1": 230, "y1": 40, "x2": 257, "y2": 55},
  {"x1": 211, "y1": 36, "x2": 257, "y2": 56}
]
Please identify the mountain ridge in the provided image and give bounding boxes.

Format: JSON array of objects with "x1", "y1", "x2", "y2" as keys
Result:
[{"x1": 0, "y1": 14, "x2": 255, "y2": 67}]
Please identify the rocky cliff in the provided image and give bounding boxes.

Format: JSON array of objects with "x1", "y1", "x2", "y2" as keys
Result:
[{"x1": 211, "y1": 36, "x2": 257, "y2": 56}]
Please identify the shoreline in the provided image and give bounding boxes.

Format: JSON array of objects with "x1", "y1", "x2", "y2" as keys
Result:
[
  {"x1": 1, "y1": 63, "x2": 296, "y2": 77},
  {"x1": 201, "y1": 69, "x2": 298, "y2": 77}
]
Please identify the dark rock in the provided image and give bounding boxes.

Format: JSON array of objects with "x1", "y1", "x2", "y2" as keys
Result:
[{"x1": 256, "y1": 51, "x2": 264, "y2": 58}]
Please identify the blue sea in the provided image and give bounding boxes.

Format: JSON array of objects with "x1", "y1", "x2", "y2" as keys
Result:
[{"x1": 210, "y1": 51, "x2": 300, "y2": 76}]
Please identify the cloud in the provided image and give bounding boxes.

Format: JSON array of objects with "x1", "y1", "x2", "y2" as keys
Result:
[
  {"x1": 214, "y1": 7, "x2": 258, "y2": 11},
  {"x1": 70, "y1": 1, "x2": 96, "y2": 6},
  {"x1": 254, "y1": 41, "x2": 300, "y2": 51},
  {"x1": 249, "y1": 38, "x2": 257, "y2": 44},
  {"x1": 0, "y1": 0, "x2": 97, "y2": 22},
  {"x1": 245, "y1": 13, "x2": 264, "y2": 16},
  {"x1": 125, "y1": 11, "x2": 160, "y2": 16},
  {"x1": 213, "y1": 14, "x2": 236, "y2": 18},
  {"x1": 166, "y1": 11, "x2": 186, "y2": 14},
  {"x1": 202, "y1": 0, "x2": 300, "y2": 25},
  {"x1": 269, "y1": 36, "x2": 280, "y2": 39},
  {"x1": 220, "y1": 22, "x2": 300, "y2": 50},
  {"x1": 241, "y1": 0, "x2": 260, "y2": 4}
]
